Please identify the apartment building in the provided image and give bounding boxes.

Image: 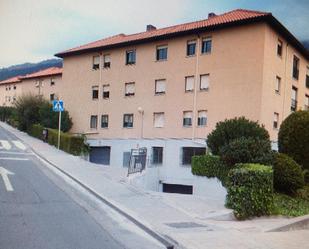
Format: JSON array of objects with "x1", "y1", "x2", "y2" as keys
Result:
[
  {"x1": 0, "y1": 67, "x2": 63, "y2": 106},
  {"x1": 55, "y1": 9, "x2": 309, "y2": 194}
]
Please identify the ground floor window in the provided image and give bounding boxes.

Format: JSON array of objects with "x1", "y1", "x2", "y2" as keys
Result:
[
  {"x1": 152, "y1": 147, "x2": 163, "y2": 164},
  {"x1": 182, "y1": 147, "x2": 206, "y2": 165}
]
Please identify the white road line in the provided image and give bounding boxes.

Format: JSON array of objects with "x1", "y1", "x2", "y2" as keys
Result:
[
  {"x1": 0, "y1": 140, "x2": 12, "y2": 150},
  {"x1": 12, "y1": 140, "x2": 26, "y2": 151},
  {"x1": 0, "y1": 151, "x2": 32, "y2": 155},
  {"x1": 0, "y1": 167, "x2": 14, "y2": 191},
  {"x1": 0, "y1": 157, "x2": 29, "y2": 161}
]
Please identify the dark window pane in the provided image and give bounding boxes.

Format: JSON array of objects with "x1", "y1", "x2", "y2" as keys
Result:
[
  {"x1": 187, "y1": 43, "x2": 196, "y2": 56},
  {"x1": 101, "y1": 115, "x2": 108, "y2": 128},
  {"x1": 92, "y1": 89, "x2": 98, "y2": 99},
  {"x1": 183, "y1": 118, "x2": 192, "y2": 126},
  {"x1": 182, "y1": 147, "x2": 206, "y2": 165},
  {"x1": 157, "y1": 47, "x2": 167, "y2": 60},
  {"x1": 152, "y1": 147, "x2": 163, "y2": 164},
  {"x1": 126, "y1": 51, "x2": 136, "y2": 64},
  {"x1": 202, "y1": 39, "x2": 212, "y2": 53},
  {"x1": 90, "y1": 115, "x2": 98, "y2": 129},
  {"x1": 123, "y1": 114, "x2": 133, "y2": 128}
]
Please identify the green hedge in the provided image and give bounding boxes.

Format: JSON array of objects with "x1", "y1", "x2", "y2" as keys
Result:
[
  {"x1": 27, "y1": 124, "x2": 88, "y2": 156},
  {"x1": 0, "y1": 106, "x2": 15, "y2": 122},
  {"x1": 47, "y1": 128, "x2": 88, "y2": 156},
  {"x1": 191, "y1": 155, "x2": 230, "y2": 186},
  {"x1": 226, "y1": 163, "x2": 273, "y2": 220}
]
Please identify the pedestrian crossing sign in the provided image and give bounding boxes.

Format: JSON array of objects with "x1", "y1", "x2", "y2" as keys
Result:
[{"x1": 52, "y1": 100, "x2": 64, "y2": 112}]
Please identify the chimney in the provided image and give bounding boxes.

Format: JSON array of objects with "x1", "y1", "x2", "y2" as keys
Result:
[
  {"x1": 208, "y1": 12, "x2": 216, "y2": 18},
  {"x1": 146, "y1": 24, "x2": 156, "y2": 31}
]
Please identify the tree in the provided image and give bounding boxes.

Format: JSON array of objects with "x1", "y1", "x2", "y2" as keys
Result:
[
  {"x1": 278, "y1": 110, "x2": 309, "y2": 170},
  {"x1": 207, "y1": 117, "x2": 270, "y2": 155}
]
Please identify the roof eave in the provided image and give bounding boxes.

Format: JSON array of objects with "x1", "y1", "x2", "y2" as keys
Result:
[{"x1": 21, "y1": 72, "x2": 62, "y2": 80}]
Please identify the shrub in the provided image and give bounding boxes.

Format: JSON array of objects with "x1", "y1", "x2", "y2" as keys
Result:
[
  {"x1": 28, "y1": 124, "x2": 44, "y2": 139},
  {"x1": 14, "y1": 94, "x2": 43, "y2": 131},
  {"x1": 47, "y1": 128, "x2": 88, "y2": 155},
  {"x1": 273, "y1": 153, "x2": 304, "y2": 194},
  {"x1": 0, "y1": 106, "x2": 15, "y2": 122},
  {"x1": 226, "y1": 163, "x2": 273, "y2": 220},
  {"x1": 192, "y1": 155, "x2": 229, "y2": 186},
  {"x1": 207, "y1": 117, "x2": 269, "y2": 155},
  {"x1": 219, "y1": 137, "x2": 273, "y2": 167},
  {"x1": 39, "y1": 101, "x2": 72, "y2": 132},
  {"x1": 278, "y1": 110, "x2": 309, "y2": 170},
  {"x1": 303, "y1": 170, "x2": 309, "y2": 184}
]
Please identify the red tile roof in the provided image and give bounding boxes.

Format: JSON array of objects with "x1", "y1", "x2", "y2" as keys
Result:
[
  {"x1": 55, "y1": 9, "x2": 309, "y2": 60},
  {"x1": 21, "y1": 67, "x2": 62, "y2": 80},
  {"x1": 0, "y1": 76, "x2": 22, "y2": 85},
  {"x1": 56, "y1": 9, "x2": 270, "y2": 57}
]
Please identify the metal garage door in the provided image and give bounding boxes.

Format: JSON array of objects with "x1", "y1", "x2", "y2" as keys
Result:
[
  {"x1": 89, "y1": 146, "x2": 111, "y2": 165},
  {"x1": 163, "y1": 183, "x2": 193, "y2": 195}
]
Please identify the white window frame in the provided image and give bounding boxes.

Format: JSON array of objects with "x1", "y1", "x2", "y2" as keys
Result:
[
  {"x1": 155, "y1": 79, "x2": 166, "y2": 94},
  {"x1": 185, "y1": 76, "x2": 194, "y2": 92},
  {"x1": 125, "y1": 82, "x2": 135, "y2": 97},
  {"x1": 200, "y1": 74, "x2": 209, "y2": 91}
]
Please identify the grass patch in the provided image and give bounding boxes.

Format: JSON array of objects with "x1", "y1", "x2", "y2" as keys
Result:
[{"x1": 271, "y1": 191, "x2": 309, "y2": 217}]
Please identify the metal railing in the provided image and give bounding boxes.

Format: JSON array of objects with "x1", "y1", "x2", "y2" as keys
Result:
[{"x1": 127, "y1": 148, "x2": 147, "y2": 176}]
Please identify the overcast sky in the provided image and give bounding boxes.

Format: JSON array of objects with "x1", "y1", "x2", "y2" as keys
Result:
[{"x1": 0, "y1": 0, "x2": 308, "y2": 68}]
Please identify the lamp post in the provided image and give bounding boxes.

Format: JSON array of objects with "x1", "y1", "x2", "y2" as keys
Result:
[{"x1": 137, "y1": 107, "x2": 144, "y2": 139}]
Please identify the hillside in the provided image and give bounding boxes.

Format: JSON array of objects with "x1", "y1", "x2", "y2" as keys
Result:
[{"x1": 0, "y1": 59, "x2": 62, "y2": 81}]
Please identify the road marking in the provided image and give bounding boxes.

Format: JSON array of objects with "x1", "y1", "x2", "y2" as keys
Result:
[
  {"x1": 12, "y1": 141, "x2": 26, "y2": 151},
  {"x1": 0, "y1": 151, "x2": 33, "y2": 155},
  {"x1": 0, "y1": 167, "x2": 14, "y2": 191},
  {"x1": 0, "y1": 157, "x2": 29, "y2": 161},
  {"x1": 0, "y1": 140, "x2": 12, "y2": 150}
]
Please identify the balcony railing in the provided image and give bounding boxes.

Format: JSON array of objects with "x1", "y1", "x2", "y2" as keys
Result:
[{"x1": 291, "y1": 99, "x2": 297, "y2": 112}]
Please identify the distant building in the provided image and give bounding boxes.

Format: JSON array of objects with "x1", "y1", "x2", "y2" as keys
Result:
[{"x1": 0, "y1": 67, "x2": 62, "y2": 106}]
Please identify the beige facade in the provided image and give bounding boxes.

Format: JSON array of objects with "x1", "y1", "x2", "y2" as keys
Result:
[
  {"x1": 0, "y1": 68, "x2": 62, "y2": 106},
  {"x1": 60, "y1": 22, "x2": 308, "y2": 142}
]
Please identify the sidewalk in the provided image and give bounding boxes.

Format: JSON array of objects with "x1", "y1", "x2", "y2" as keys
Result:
[{"x1": 1, "y1": 122, "x2": 308, "y2": 249}]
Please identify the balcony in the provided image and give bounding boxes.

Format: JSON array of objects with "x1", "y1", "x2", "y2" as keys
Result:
[{"x1": 291, "y1": 99, "x2": 297, "y2": 112}]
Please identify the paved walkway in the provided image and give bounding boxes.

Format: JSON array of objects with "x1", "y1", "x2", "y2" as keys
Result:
[{"x1": 1, "y1": 122, "x2": 308, "y2": 249}]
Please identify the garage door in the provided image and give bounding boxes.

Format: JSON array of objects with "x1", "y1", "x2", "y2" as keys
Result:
[
  {"x1": 163, "y1": 183, "x2": 193, "y2": 195},
  {"x1": 89, "y1": 146, "x2": 111, "y2": 165}
]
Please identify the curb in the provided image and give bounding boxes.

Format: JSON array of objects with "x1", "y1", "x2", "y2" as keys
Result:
[
  {"x1": 267, "y1": 215, "x2": 309, "y2": 232},
  {"x1": 0, "y1": 123, "x2": 176, "y2": 249}
]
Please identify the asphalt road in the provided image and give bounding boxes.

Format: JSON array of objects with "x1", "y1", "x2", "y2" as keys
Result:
[{"x1": 0, "y1": 126, "x2": 163, "y2": 249}]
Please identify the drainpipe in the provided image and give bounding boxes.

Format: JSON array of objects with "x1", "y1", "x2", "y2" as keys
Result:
[{"x1": 192, "y1": 34, "x2": 200, "y2": 140}]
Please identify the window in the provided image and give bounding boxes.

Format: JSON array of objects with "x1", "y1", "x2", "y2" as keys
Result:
[
  {"x1": 13, "y1": 85, "x2": 16, "y2": 90},
  {"x1": 103, "y1": 54, "x2": 110, "y2": 68},
  {"x1": 126, "y1": 50, "x2": 136, "y2": 65},
  {"x1": 102, "y1": 84, "x2": 110, "y2": 99},
  {"x1": 90, "y1": 115, "x2": 98, "y2": 129},
  {"x1": 101, "y1": 115, "x2": 108, "y2": 128},
  {"x1": 153, "y1": 112, "x2": 164, "y2": 128},
  {"x1": 292, "y1": 55, "x2": 299, "y2": 80},
  {"x1": 277, "y1": 40, "x2": 283, "y2": 56},
  {"x1": 306, "y1": 66, "x2": 309, "y2": 88},
  {"x1": 125, "y1": 82, "x2": 135, "y2": 96},
  {"x1": 152, "y1": 147, "x2": 163, "y2": 164},
  {"x1": 275, "y1": 76, "x2": 281, "y2": 94},
  {"x1": 155, "y1": 79, "x2": 166, "y2": 94},
  {"x1": 197, "y1": 110, "x2": 207, "y2": 126},
  {"x1": 182, "y1": 147, "x2": 206, "y2": 165},
  {"x1": 185, "y1": 76, "x2": 194, "y2": 92},
  {"x1": 156, "y1": 45, "x2": 168, "y2": 61},
  {"x1": 201, "y1": 37, "x2": 212, "y2": 54},
  {"x1": 200, "y1": 74, "x2": 209, "y2": 90},
  {"x1": 291, "y1": 86, "x2": 298, "y2": 112},
  {"x1": 50, "y1": 79, "x2": 55, "y2": 86},
  {"x1": 123, "y1": 152, "x2": 131, "y2": 168},
  {"x1": 123, "y1": 114, "x2": 133, "y2": 128},
  {"x1": 273, "y1": 112, "x2": 279, "y2": 129},
  {"x1": 92, "y1": 86, "x2": 99, "y2": 99},
  {"x1": 93, "y1": 55, "x2": 100, "y2": 70},
  {"x1": 50, "y1": 93, "x2": 55, "y2": 101},
  {"x1": 305, "y1": 95, "x2": 309, "y2": 110},
  {"x1": 183, "y1": 111, "x2": 192, "y2": 126},
  {"x1": 186, "y1": 40, "x2": 196, "y2": 56}
]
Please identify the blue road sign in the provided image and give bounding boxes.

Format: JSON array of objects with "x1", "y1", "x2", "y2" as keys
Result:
[{"x1": 52, "y1": 100, "x2": 64, "y2": 112}]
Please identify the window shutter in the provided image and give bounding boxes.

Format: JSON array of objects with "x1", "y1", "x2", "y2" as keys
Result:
[
  {"x1": 185, "y1": 76, "x2": 194, "y2": 91},
  {"x1": 103, "y1": 85, "x2": 110, "y2": 92},
  {"x1": 200, "y1": 75, "x2": 209, "y2": 90},
  {"x1": 125, "y1": 83, "x2": 135, "y2": 94},
  {"x1": 93, "y1": 56, "x2": 100, "y2": 64},
  {"x1": 104, "y1": 55, "x2": 110, "y2": 62},
  {"x1": 154, "y1": 113, "x2": 164, "y2": 127},
  {"x1": 183, "y1": 111, "x2": 192, "y2": 119},
  {"x1": 156, "y1": 80, "x2": 166, "y2": 93}
]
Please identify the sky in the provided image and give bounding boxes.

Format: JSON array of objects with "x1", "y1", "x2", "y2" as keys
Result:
[{"x1": 0, "y1": 0, "x2": 308, "y2": 68}]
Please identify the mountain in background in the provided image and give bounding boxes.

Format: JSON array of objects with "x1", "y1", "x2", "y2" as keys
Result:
[
  {"x1": 302, "y1": 40, "x2": 309, "y2": 51},
  {"x1": 0, "y1": 59, "x2": 62, "y2": 81}
]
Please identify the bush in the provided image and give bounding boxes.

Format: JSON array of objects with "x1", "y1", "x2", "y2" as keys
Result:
[
  {"x1": 192, "y1": 155, "x2": 229, "y2": 186},
  {"x1": 207, "y1": 117, "x2": 269, "y2": 155},
  {"x1": 303, "y1": 170, "x2": 309, "y2": 185},
  {"x1": 47, "y1": 128, "x2": 88, "y2": 155},
  {"x1": 219, "y1": 137, "x2": 273, "y2": 167},
  {"x1": 273, "y1": 153, "x2": 304, "y2": 194},
  {"x1": 278, "y1": 110, "x2": 309, "y2": 170},
  {"x1": 28, "y1": 124, "x2": 44, "y2": 139},
  {"x1": 0, "y1": 106, "x2": 15, "y2": 122},
  {"x1": 226, "y1": 163, "x2": 273, "y2": 220},
  {"x1": 39, "y1": 102, "x2": 72, "y2": 132}
]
